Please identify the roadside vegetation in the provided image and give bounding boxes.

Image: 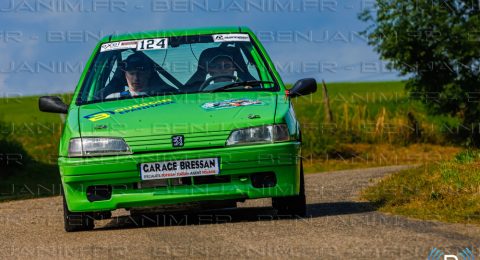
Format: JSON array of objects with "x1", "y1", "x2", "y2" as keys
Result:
[
  {"x1": 361, "y1": 150, "x2": 480, "y2": 224},
  {"x1": 291, "y1": 81, "x2": 461, "y2": 173},
  {"x1": 0, "y1": 95, "x2": 70, "y2": 201},
  {"x1": 0, "y1": 82, "x2": 461, "y2": 201},
  {"x1": 355, "y1": 0, "x2": 480, "y2": 225},
  {"x1": 0, "y1": 82, "x2": 475, "y2": 226}
]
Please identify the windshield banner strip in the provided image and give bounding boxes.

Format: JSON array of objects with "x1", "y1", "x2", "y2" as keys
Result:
[
  {"x1": 100, "y1": 38, "x2": 170, "y2": 53},
  {"x1": 212, "y1": 34, "x2": 250, "y2": 42},
  {"x1": 100, "y1": 41, "x2": 139, "y2": 52}
]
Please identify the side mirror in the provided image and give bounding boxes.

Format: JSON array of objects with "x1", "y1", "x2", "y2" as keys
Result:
[
  {"x1": 39, "y1": 96, "x2": 68, "y2": 114},
  {"x1": 288, "y1": 78, "x2": 317, "y2": 98}
]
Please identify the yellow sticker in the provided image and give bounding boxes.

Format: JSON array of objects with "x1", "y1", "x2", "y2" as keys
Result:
[{"x1": 84, "y1": 112, "x2": 114, "y2": 122}]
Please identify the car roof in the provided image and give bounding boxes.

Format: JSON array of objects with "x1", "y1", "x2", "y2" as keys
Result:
[{"x1": 100, "y1": 26, "x2": 252, "y2": 43}]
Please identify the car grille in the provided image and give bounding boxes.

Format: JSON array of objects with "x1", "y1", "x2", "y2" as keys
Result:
[
  {"x1": 135, "y1": 176, "x2": 231, "y2": 189},
  {"x1": 124, "y1": 130, "x2": 231, "y2": 153}
]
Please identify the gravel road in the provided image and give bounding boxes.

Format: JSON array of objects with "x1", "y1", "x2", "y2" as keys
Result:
[{"x1": 0, "y1": 165, "x2": 478, "y2": 259}]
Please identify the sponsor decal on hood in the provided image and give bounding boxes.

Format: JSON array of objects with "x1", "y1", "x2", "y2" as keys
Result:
[
  {"x1": 84, "y1": 98, "x2": 174, "y2": 122},
  {"x1": 201, "y1": 98, "x2": 264, "y2": 110}
]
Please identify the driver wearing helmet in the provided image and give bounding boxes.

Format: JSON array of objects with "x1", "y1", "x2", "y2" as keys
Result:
[
  {"x1": 106, "y1": 53, "x2": 156, "y2": 99},
  {"x1": 205, "y1": 55, "x2": 239, "y2": 84}
]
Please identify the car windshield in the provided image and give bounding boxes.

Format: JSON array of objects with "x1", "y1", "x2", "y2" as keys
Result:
[{"x1": 77, "y1": 33, "x2": 277, "y2": 104}]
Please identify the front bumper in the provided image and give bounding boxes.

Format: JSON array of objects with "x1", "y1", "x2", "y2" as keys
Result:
[{"x1": 59, "y1": 142, "x2": 301, "y2": 212}]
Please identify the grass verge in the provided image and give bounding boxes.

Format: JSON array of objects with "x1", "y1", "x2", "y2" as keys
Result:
[
  {"x1": 0, "y1": 82, "x2": 464, "y2": 201},
  {"x1": 303, "y1": 143, "x2": 460, "y2": 173},
  {"x1": 361, "y1": 150, "x2": 480, "y2": 224}
]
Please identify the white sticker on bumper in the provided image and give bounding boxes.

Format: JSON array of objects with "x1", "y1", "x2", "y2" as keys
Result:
[{"x1": 140, "y1": 158, "x2": 219, "y2": 180}]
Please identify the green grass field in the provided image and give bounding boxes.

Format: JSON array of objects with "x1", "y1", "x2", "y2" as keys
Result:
[
  {"x1": 0, "y1": 81, "x2": 461, "y2": 201},
  {"x1": 293, "y1": 81, "x2": 459, "y2": 157},
  {"x1": 1, "y1": 81, "x2": 475, "y2": 224},
  {"x1": 2, "y1": 82, "x2": 430, "y2": 164},
  {"x1": 0, "y1": 94, "x2": 72, "y2": 163},
  {"x1": 0, "y1": 94, "x2": 72, "y2": 200}
]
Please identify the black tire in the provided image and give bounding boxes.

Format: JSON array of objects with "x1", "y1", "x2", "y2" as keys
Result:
[
  {"x1": 62, "y1": 191, "x2": 95, "y2": 232},
  {"x1": 272, "y1": 160, "x2": 306, "y2": 217}
]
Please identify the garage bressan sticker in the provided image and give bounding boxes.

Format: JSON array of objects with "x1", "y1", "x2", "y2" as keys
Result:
[
  {"x1": 140, "y1": 158, "x2": 220, "y2": 180},
  {"x1": 201, "y1": 98, "x2": 264, "y2": 110}
]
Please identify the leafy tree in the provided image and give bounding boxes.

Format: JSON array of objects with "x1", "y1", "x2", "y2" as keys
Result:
[{"x1": 360, "y1": 0, "x2": 480, "y2": 144}]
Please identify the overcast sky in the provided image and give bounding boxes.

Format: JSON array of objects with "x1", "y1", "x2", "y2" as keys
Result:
[{"x1": 0, "y1": 0, "x2": 401, "y2": 96}]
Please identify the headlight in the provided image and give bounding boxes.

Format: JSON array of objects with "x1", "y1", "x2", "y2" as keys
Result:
[
  {"x1": 226, "y1": 124, "x2": 290, "y2": 146},
  {"x1": 68, "y1": 137, "x2": 132, "y2": 157}
]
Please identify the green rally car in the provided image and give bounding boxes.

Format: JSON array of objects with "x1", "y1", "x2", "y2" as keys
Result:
[{"x1": 39, "y1": 27, "x2": 317, "y2": 232}]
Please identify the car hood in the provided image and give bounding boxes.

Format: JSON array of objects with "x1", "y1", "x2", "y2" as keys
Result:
[{"x1": 78, "y1": 92, "x2": 278, "y2": 153}]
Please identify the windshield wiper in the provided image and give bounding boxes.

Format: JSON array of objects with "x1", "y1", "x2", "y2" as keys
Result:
[{"x1": 209, "y1": 80, "x2": 274, "y2": 93}]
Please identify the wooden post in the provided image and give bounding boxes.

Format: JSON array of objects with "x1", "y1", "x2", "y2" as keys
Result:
[{"x1": 322, "y1": 80, "x2": 334, "y2": 123}]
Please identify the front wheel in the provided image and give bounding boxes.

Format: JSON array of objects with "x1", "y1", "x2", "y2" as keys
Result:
[
  {"x1": 272, "y1": 160, "x2": 306, "y2": 217},
  {"x1": 62, "y1": 191, "x2": 95, "y2": 232}
]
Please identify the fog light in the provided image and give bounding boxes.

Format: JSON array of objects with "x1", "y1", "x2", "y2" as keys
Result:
[
  {"x1": 251, "y1": 172, "x2": 277, "y2": 188},
  {"x1": 86, "y1": 185, "x2": 112, "y2": 202}
]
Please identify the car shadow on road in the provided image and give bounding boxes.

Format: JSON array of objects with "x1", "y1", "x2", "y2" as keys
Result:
[
  {"x1": 307, "y1": 201, "x2": 376, "y2": 217},
  {"x1": 97, "y1": 201, "x2": 376, "y2": 231}
]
